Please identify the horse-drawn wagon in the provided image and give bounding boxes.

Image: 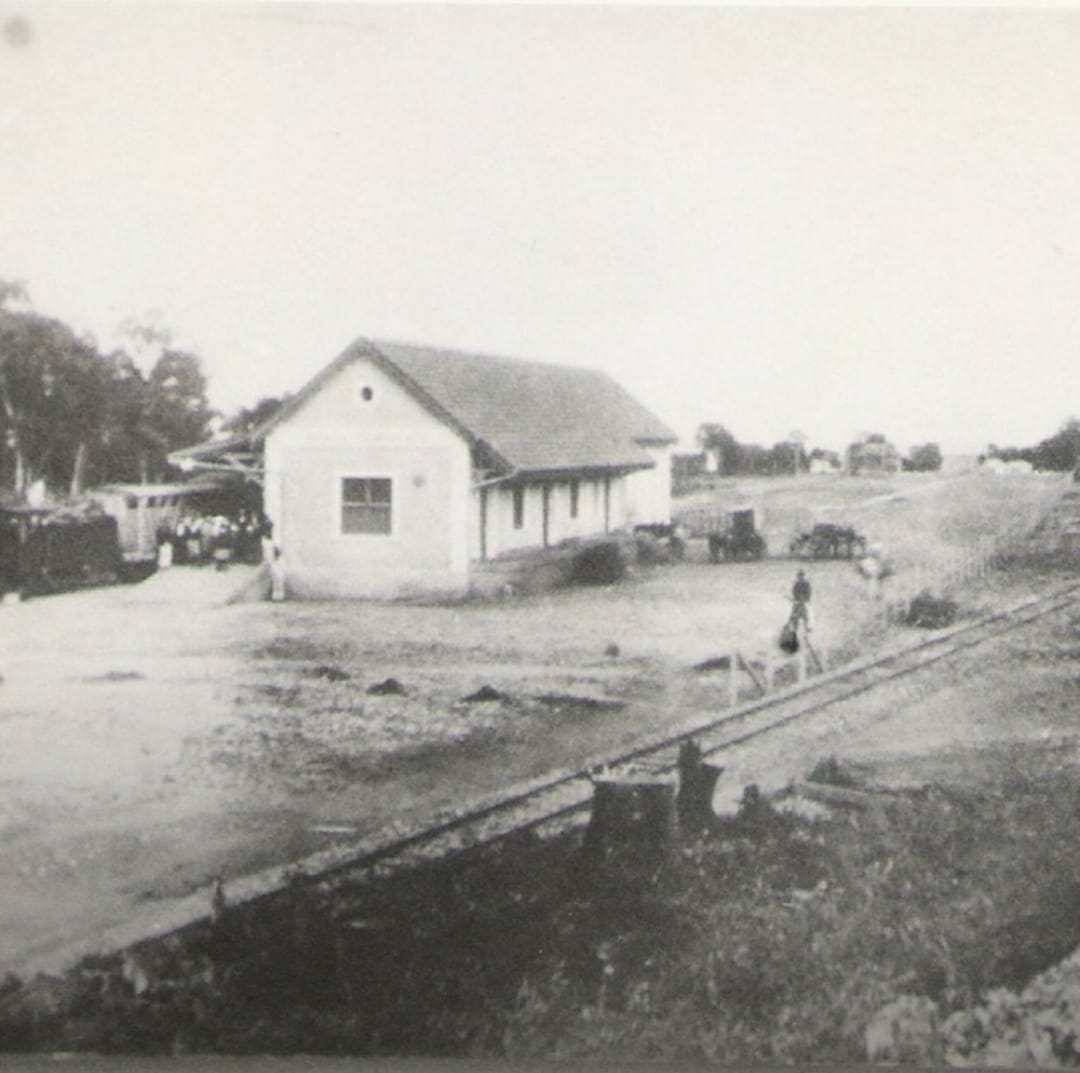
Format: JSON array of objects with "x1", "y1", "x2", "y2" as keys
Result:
[
  {"x1": 633, "y1": 522, "x2": 686, "y2": 562},
  {"x1": 677, "y1": 505, "x2": 767, "y2": 562},
  {"x1": 789, "y1": 522, "x2": 866, "y2": 561},
  {"x1": 709, "y1": 508, "x2": 767, "y2": 562}
]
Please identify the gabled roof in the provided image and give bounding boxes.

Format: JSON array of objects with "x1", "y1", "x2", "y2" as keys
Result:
[{"x1": 252, "y1": 338, "x2": 677, "y2": 478}]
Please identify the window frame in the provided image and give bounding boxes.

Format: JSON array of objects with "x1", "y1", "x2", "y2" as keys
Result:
[
  {"x1": 337, "y1": 474, "x2": 394, "y2": 537},
  {"x1": 512, "y1": 485, "x2": 525, "y2": 530},
  {"x1": 569, "y1": 479, "x2": 580, "y2": 519}
]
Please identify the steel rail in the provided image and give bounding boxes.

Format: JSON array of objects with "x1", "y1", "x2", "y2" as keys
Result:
[{"x1": 315, "y1": 580, "x2": 1080, "y2": 886}]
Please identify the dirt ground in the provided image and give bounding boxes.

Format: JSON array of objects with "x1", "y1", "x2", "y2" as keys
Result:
[{"x1": 0, "y1": 469, "x2": 1070, "y2": 978}]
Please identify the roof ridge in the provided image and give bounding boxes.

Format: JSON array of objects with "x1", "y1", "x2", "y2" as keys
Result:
[{"x1": 368, "y1": 336, "x2": 613, "y2": 380}]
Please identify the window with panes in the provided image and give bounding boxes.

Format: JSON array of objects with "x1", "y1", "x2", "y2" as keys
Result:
[{"x1": 341, "y1": 477, "x2": 392, "y2": 534}]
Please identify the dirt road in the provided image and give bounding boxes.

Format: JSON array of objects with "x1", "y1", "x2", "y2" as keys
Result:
[{"x1": 0, "y1": 555, "x2": 871, "y2": 975}]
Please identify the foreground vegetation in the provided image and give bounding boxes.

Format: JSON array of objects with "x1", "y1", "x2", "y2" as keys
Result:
[{"x1": 5, "y1": 740, "x2": 1080, "y2": 1062}]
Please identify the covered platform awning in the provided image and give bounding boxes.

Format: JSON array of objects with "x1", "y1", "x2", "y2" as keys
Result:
[{"x1": 168, "y1": 432, "x2": 265, "y2": 486}]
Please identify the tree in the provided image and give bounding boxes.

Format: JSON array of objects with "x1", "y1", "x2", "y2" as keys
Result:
[
  {"x1": 0, "y1": 293, "x2": 217, "y2": 496},
  {"x1": 95, "y1": 351, "x2": 158, "y2": 484},
  {"x1": 987, "y1": 417, "x2": 1080, "y2": 472},
  {"x1": 907, "y1": 442, "x2": 943, "y2": 472},
  {"x1": 1032, "y1": 418, "x2": 1080, "y2": 471},
  {"x1": 771, "y1": 439, "x2": 806, "y2": 476},
  {"x1": 737, "y1": 443, "x2": 771, "y2": 475},
  {"x1": 0, "y1": 305, "x2": 104, "y2": 496},
  {"x1": 221, "y1": 395, "x2": 289, "y2": 438},
  {"x1": 143, "y1": 349, "x2": 214, "y2": 477},
  {"x1": 104, "y1": 320, "x2": 214, "y2": 482},
  {"x1": 696, "y1": 423, "x2": 740, "y2": 475},
  {"x1": 787, "y1": 429, "x2": 809, "y2": 474}
]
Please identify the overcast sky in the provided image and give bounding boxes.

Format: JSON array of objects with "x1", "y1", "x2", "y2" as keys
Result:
[{"x1": 2, "y1": 4, "x2": 1079, "y2": 454}]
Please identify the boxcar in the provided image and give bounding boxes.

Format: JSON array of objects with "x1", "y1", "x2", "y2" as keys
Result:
[{"x1": 0, "y1": 507, "x2": 122, "y2": 596}]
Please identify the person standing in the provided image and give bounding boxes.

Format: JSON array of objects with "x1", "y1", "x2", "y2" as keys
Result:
[
  {"x1": 791, "y1": 569, "x2": 812, "y2": 632},
  {"x1": 270, "y1": 547, "x2": 286, "y2": 602},
  {"x1": 156, "y1": 525, "x2": 174, "y2": 570},
  {"x1": 260, "y1": 519, "x2": 276, "y2": 565}
]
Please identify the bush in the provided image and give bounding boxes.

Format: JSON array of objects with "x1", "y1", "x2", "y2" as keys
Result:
[
  {"x1": 633, "y1": 532, "x2": 669, "y2": 565},
  {"x1": 571, "y1": 541, "x2": 627, "y2": 585},
  {"x1": 904, "y1": 590, "x2": 957, "y2": 629}
]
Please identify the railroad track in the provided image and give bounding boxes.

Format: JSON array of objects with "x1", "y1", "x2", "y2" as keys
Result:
[
  {"x1": 23, "y1": 580, "x2": 1080, "y2": 978},
  {"x1": 306, "y1": 579, "x2": 1080, "y2": 888}
]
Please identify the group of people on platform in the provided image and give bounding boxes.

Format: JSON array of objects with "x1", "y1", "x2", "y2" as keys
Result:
[{"x1": 156, "y1": 512, "x2": 272, "y2": 571}]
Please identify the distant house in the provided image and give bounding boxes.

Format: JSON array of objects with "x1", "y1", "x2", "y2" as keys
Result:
[
  {"x1": 981, "y1": 457, "x2": 1034, "y2": 475},
  {"x1": 846, "y1": 435, "x2": 901, "y2": 476},
  {"x1": 172, "y1": 338, "x2": 676, "y2": 598},
  {"x1": 808, "y1": 449, "x2": 843, "y2": 475}
]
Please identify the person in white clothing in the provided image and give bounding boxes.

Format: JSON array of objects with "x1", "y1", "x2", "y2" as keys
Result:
[{"x1": 270, "y1": 548, "x2": 286, "y2": 602}]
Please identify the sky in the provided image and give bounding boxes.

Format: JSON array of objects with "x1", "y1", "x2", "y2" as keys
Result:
[{"x1": 1, "y1": 4, "x2": 1079, "y2": 454}]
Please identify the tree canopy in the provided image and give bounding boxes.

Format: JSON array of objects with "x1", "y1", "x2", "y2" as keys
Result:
[
  {"x1": 695, "y1": 422, "x2": 810, "y2": 476},
  {"x1": 221, "y1": 394, "x2": 290, "y2": 438},
  {"x1": 0, "y1": 283, "x2": 217, "y2": 497},
  {"x1": 906, "y1": 442, "x2": 943, "y2": 472},
  {"x1": 986, "y1": 418, "x2": 1080, "y2": 472}
]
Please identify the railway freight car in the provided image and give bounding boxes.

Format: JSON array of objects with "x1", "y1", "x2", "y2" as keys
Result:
[{"x1": 0, "y1": 505, "x2": 122, "y2": 597}]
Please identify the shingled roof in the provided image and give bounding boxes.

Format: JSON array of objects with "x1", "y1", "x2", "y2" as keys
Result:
[
  {"x1": 171, "y1": 338, "x2": 677, "y2": 478},
  {"x1": 257, "y1": 338, "x2": 677, "y2": 478}
]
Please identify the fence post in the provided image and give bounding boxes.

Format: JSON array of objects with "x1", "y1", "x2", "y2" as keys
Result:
[{"x1": 729, "y1": 649, "x2": 739, "y2": 706}]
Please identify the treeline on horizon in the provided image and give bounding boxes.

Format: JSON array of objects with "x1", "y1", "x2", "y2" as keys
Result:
[
  {"x1": 0, "y1": 280, "x2": 281, "y2": 501},
  {"x1": 982, "y1": 420, "x2": 1080, "y2": 472},
  {"x1": 693, "y1": 418, "x2": 1080, "y2": 479},
  {"x1": 692, "y1": 425, "x2": 944, "y2": 476}
]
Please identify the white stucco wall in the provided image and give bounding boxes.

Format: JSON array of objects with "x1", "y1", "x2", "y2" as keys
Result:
[
  {"x1": 624, "y1": 445, "x2": 673, "y2": 527},
  {"x1": 264, "y1": 358, "x2": 472, "y2": 598}
]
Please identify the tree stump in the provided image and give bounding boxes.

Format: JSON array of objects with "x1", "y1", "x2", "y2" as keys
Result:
[
  {"x1": 581, "y1": 778, "x2": 676, "y2": 877},
  {"x1": 676, "y1": 740, "x2": 723, "y2": 834}
]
